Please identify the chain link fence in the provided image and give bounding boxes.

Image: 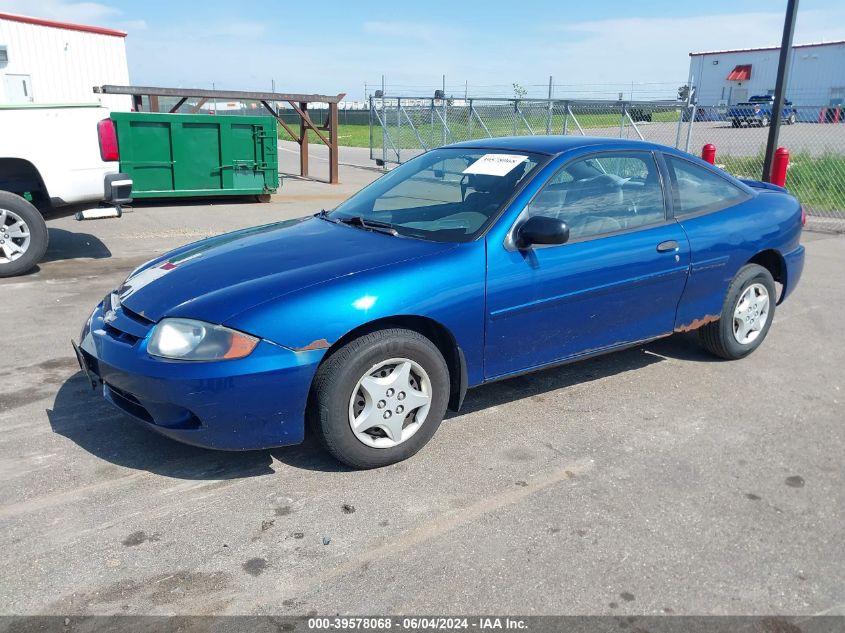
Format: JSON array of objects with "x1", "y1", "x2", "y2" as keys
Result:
[{"x1": 369, "y1": 96, "x2": 845, "y2": 231}]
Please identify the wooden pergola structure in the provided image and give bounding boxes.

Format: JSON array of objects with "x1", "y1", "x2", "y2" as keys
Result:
[{"x1": 94, "y1": 85, "x2": 346, "y2": 184}]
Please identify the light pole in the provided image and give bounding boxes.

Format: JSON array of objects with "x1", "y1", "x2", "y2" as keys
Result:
[{"x1": 763, "y1": 0, "x2": 799, "y2": 183}]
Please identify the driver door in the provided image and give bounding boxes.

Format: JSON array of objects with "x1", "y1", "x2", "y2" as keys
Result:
[{"x1": 484, "y1": 151, "x2": 691, "y2": 379}]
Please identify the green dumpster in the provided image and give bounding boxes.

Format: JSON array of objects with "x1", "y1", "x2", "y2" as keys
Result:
[{"x1": 110, "y1": 112, "x2": 279, "y2": 199}]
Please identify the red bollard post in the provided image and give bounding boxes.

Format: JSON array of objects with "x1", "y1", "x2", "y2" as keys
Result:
[
  {"x1": 771, "y1": 147, "x2": 789, "y2": 187},
  {"x1": 701, "y1": 143, "x2": 716, "y2": 164}
]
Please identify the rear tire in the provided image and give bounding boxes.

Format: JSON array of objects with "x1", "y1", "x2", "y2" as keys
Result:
[
  {"x1": 698, "y1": 264, "x2": 776, "y2": 360},
  {"x1": 311, "y1": 328, "x2": 450, "y2": 469},
  {"x1": 731, "y1": 119, "x2": 740, "y2": 128},
  {"x1": 787, "y1": 113, "x2": 797, "y2": 125},
  {"x1": 760, "y1": 115, "x2": 770, "y2": 127},
  {"x1": 0, "y1": 191, "x2": 48, "y2": 278}
]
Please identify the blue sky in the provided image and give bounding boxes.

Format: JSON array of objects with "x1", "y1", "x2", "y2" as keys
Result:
[{"x1": 2, "y1": 0, "x2": 844, "y2": 99}]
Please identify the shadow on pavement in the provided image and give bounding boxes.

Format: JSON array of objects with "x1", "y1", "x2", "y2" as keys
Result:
[
  {"x1": 47, "y1": 333, "x2": 717, "y2": 478},
  {"x1": 449, "y1": 332, "x2": 718, "y2": 418},
  {"x1": 42, "y1": 228, "x2": 112, "y2": 263},
  {"x1": 124, "y1": 196, "x2": 265, "y2": 208}
]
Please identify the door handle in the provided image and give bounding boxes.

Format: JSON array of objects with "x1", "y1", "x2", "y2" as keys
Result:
[{"x1": 656, "y1": 240, "x2": 679, "y2": 252}]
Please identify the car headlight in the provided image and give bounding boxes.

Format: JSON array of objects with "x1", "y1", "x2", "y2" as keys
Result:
[{"x1": 147, "y1": 318, "x2": 259, "y2": 361}]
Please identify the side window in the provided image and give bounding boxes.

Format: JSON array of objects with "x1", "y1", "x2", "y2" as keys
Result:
[
  {"x1": 528, "y1": 152, "x2": 666, "y2": 241},
  {"x1": 666, "y1": 156, "x2": 748, "y2": 215}
]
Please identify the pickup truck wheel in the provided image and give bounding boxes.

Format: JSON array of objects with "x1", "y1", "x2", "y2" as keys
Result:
[
  {"x1": 0, "y1": 192, "x2": 48, "y2": 278},
  {"x1": 698, "y1": 264, "x2": 776, "y2": 360},
  {"x1": 311, "y1": 328, "x2": 450, "y2": 469}
]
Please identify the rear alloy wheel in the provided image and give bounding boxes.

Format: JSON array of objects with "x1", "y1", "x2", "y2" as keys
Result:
[
  {"x1": 787, "y1": 112, "x2": 797, "y2": 125},
  {"x1": 0, "y1": 191, "x2": 48, "y2": 278},
  {"x1": 311, "y1": 328, "x2": 449, "y2": 469},
  {"x1": 731, "y1": 283, "x2": 771, "y2": 345},
  {"x1": 760, "y1": 115, "x2": 770, "y2": 127},
  {"x1": 698, "y1": 264, "x2": 776, "y2": 360}
]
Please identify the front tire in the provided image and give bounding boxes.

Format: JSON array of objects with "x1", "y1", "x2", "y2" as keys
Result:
[
  {"x1": 311, "y1": 328, "x2": 450, "y2": 469},
  {"x1": 0, "y1": 191, "x2": 48, "y2": 278},
  {"x1": 698, "y1": 264, "x2": 776, "y2": 360}
]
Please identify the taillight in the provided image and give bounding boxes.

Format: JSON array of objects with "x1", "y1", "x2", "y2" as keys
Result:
[
  {"x1": 800, "y1": 205, "x2": 807, "y2": 227},
  {"x1": 97, "y1": 118, "x2": 119, "y2": 162}
]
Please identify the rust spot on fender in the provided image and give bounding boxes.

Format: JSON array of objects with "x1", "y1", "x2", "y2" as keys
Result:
[
  {"x1": 293, "y1": 338, "x2": 332, "y2": 352},
  {"x1": 675, "y1": 314, "x2": 720, "y2": 333}
]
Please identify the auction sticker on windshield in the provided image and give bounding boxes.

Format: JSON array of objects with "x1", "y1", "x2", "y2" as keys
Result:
[{"x1": 462, "y1": 154, "x2": 528, "y2": 177}]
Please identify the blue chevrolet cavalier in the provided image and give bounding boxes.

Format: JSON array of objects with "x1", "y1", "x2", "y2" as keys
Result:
[{"x1": 75, "y1": 137, "x2": 805, "y2": 468}]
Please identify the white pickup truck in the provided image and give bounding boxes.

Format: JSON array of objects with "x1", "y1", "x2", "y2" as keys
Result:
[{"x1": 0, "y1": 103, "x2": 132, "y2": 277}]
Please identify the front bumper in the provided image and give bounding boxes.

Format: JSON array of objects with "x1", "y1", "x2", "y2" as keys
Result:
[{"x1": 75, "y1": 300, "x2": 321, "y2": 450}]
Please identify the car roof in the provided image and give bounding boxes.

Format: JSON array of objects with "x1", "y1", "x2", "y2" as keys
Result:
[{"x1": 446, "y1": 135, "x2": 666, "y2": 156}]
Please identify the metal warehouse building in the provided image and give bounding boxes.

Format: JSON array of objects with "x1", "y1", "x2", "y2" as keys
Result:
[
  {"x1": 0, "y1": 12, "x2": 130, "y2": 109},
  {"x1": 688, "y1": 40, "x2": 845, "y2": 107}
]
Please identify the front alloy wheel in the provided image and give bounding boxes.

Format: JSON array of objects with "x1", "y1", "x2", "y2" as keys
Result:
[
  {"x1": 311, "y1": 328, "x2": 450, "y2": 468},
  {"x1": 349, "y1": 358, "x2": 432, "y2": 448}
]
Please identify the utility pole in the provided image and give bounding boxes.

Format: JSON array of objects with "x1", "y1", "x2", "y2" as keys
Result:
[{"x1": 763, "y1": 0, "x2": 799, "y2": 182}]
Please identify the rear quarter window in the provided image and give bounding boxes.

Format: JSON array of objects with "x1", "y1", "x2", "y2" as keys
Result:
[{"x1": 666, "y1": 156, "x2": 749, "y2": 216}]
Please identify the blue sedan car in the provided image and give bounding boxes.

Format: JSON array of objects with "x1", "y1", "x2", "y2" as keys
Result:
[{"x1": 75, "y1": 137, "x2": 805, "y2": 468}]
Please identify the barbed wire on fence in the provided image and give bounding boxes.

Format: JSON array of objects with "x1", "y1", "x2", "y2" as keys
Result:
[{"x1": 362, "y1": 79, "x2": 686, "y2": 101}]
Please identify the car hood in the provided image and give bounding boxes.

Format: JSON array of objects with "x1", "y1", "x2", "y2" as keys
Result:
[{"x1": 117, "y1": 216, "x2": 456, "y2": 325}]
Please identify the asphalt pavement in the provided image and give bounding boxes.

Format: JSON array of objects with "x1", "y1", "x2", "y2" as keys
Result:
[{"x1": 1, "y1": 159, "x2": 843, "y2": 616}]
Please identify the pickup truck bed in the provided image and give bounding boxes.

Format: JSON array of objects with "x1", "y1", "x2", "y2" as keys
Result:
[{"x1": 0, "y1": 104, "x2": 132, "y2": 276}]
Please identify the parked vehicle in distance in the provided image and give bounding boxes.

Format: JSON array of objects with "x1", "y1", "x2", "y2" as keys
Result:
[
  {"x1": 728, "y1": 95, "x2": 798, "y2": 128},
  {"x1": 74, "y1": 137, "x2": 805, "y2": 468},
  {"x1": 681, "y1": 105, "x2": 727, "y2": 122},
  {"x1": 0, "y1": 104, "x2": 132, "y2": 277}
]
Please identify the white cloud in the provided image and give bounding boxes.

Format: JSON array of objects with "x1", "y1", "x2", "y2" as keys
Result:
[
  {"x1": 0, "y1": 0, "x2": 120, "y2": 23},
  {"x1": 117, "y1": 18, "x2": 146, "y2": 31},
  {"x1": 362, "y1": 20, "x2": 463, "y2": 43}
]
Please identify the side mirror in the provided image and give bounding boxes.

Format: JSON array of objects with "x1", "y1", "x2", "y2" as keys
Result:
[{"x1": 515, "y1": 215, "x2": 570, "y2": 249}]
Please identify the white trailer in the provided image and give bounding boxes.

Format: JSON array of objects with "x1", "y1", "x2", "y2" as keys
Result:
[
  {"x1": 689, "y1": 40, "x2": 845, "y2": 107},
  {"x1": 0, "y1": 12, "x2": 131, "y2": 110}
]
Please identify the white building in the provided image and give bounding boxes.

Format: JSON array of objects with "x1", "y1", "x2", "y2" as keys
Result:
[
  {"x1": 0, "y1": 12, "x2": 131, "y2": 110},
  {"x1": 688, "y1": 40, "x2": 845, "y2": 107}
]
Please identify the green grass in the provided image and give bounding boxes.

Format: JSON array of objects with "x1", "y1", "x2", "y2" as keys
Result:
[
  {"x1": 278, "y1": 120, "x2": 843, "y2": 213},
  {"x1": 720, "y1": 151, "x2": 845, "y2": 213},
  {"x1": 278, "y1": 123, "x2": 372, "y2": 148}
]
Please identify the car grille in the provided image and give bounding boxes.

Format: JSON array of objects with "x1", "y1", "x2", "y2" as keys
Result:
[
  {"x1": 103, "y1": 324, "x2": 142, "y2": 345},
  {"x1": 102, "y1": 293, "x2": 155, "y2": 345}
]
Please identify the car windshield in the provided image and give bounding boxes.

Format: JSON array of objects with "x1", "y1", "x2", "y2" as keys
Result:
[{"x1": 329, "y1": 148, "x2": 544, "y2": 242}]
